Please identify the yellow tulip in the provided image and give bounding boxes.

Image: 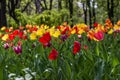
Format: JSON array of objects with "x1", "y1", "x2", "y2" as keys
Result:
[
  {"x1": 36, "y1": 29, "x2": 45, "y2": 36},
  {"x1": 78, "y1": 29, "x2": 85, "y2": 34},
  {"x1": 44, "y1": 25, "x2": 49, "y2": 29},
  {"x1": 114, "y1": 25, "x2": 119, "y2": 30},
  {"x1": 71, "y1": 29, "x2": 76, "y2": 34},
  {"x1": 30, "y1": 32, "x2": 37, "y2": 40},
  {"x1": 1, "y1": 26, "x2": 6, "y2": 31},
  {"x1": 49, "y1": 28, "x2": 55, "y2": 36},
  {"x1": 53, "y1": 30, "x2": 61, "y2": 38},
  {"x1": 2, "y1": 34, "x2": 9, "y2": 41},
  {"x1": 108, "y1": 29, "x2": 113, "y2": 34}
]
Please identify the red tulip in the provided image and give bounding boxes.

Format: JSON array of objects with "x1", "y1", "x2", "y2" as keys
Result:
[
  {"x1": 13, "y1": 30, "x2": 19, "y2": 36},
  {"x1": 84, "y1": 45, "x2": 88, "y2": 50},
  {"x1": 18, "y1": 31, "x2": 23, "y2": 39},
  {"x1": 61, "y1": 26, "x2": 69, "y2": 34},
  {"x1": 39, "y1": 32, "x2": 51, "y2": 46},
  {"x1": 5, "y1": 29, "x2": 9, "y2": 32},
  {"x1": 22, "y1": 35, "x2": 27, "y2": 40},
  {"x1": 73, "y1": 41, "x2": 81, "y2": 55},
  {"x1": 94, "y1": 22, "x2": 98, "y2": 27},
  {"x1": 9, "y1": 34, "x2": 15, "y2": 41},
  {"x1": 94, "y1": 31, "x2": 104, "y2": 41},
  {"x1": 48, "y1": 48, "x2": 58, "y2": 60}
]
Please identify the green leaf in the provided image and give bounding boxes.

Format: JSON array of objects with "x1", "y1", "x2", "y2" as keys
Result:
[{"x1": 112, "y1": 57, "x2": 119, "y2": 67}]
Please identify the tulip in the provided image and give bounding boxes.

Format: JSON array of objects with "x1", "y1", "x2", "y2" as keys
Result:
[
  {"x1": 73, "y1": 41, "x2": 81, "y2": 55},
  {"x1": 60, "y1": 34, "x2": 68, "y2": 41},
  {"x1": 3, "y1": 43, "x2": 9, "y2": 49},
  {"x1": 39, "y1": 32, "x2": 51, "y2": 46},
  {"x1": 94, "y1": 31, "x2": 104, "y2": 41},
  {"x1": 13, "y1": 45, "x2": 22, "y2": 54},
  {"x1": 48, "y1": 48, "x2": 58, "y2": 60},
  {"x1": 78, "y1": 35, "x2": 82, "y2": 39}
]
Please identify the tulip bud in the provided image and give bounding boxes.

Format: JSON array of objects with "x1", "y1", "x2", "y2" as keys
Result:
[
  {"x1": 3, "y1": 43, "x2": 9, "y2": 49},
  {"x1": 78, "y1": 35, "x2": 82, "y2": 39}
]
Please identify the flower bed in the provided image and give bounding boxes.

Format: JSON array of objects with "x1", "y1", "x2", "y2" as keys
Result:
[{"x1": 0, "y1": 19, "x2": 120, "y2": 80}]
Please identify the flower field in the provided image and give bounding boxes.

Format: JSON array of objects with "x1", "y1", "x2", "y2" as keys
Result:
[{"x1": 0, "y1": 19, "x2": 120, "y2": 80}]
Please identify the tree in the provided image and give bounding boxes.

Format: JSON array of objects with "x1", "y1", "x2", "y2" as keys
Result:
[
  {"x1": 0, "y1": 0, "x2": 7, "y2": 27},
  {"x1": 82, "y1": 1, "x2": 87, "y2": 24},
  {"x1": 43, "y1": 0, "x2": 47, "y2": 10},
  {"x1": 68, "y1": 0, "x2": 73, "y2": 26},
  {"x1": 87, "y1": 0, "x2": 92, "y2": 27},
  {"x1": 58, "y1": 0, "x2": 62, "y2": 11},
  {"x1": 92, "y1": 0, "x2": 96, "y2": 23},
  {"x1": 22, "y1": 0, "x2": 33, "y2": 13},
  {"x1": 49, "y1": 0, "x2": 53, "y2": 10},
  {"x1": 8, "y1": 0, "x2": 21, "y2": 24},
  {"x1": 34, "y1": 0, "x2": 42, "y2": 13}
]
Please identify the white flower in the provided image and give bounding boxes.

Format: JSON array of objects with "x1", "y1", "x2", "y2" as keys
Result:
[
  {"x1": 22, "y1": 68, "x2": 31, "y2": 73},
  {"x1": 25, "y1": 72, "x2": 36, "y2": 80},
  {"x1": 15, "y1": 77, "x2": 24, "y2": 80},
  {"x1": 8, "y1": 73, "x2": 16, "y2": 78}
]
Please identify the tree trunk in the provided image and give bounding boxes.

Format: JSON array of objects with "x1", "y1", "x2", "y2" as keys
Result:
[
  {"x1": 22, "y1": 0, "x2": 32, "y2": 12},
  {"x1": 87, "y1": 0, "x2": 92, "y2": 28},
  {"x1": 43, "y1": 0, "x2": 47, "y2": 9},
  {"x1": 49, "y1": 0, "x2": 53, "y2": 10},
  {"x1": 65, "y1": 0, "x2": 69, "y2": 9},
  {"x1": 111, "y1": 0, "x2": 114, "y2": 24},
  {"x1": 58, "y1": 0, "x2": 62, "y2": 11},
  {"x1": 8, "y1": 0, "x2": 20, "y2": 24},
  {"x1": 0, "y1": 0, "x2": 7, "y2": 27},
  {"x1": 69, "y1": 0, "x2": 73, "y2": 27},
  {"x1": 35, "y1": 0, "x2": 42, "y2": 13},
  {"x1": 93, "y1": 0, "x2": 96, "y2": 23},
  {"x1": 107, "y1": 0, "x2": 111, "y2": 19},
  {"x1": 83, "y1": 3, "x2": 87, "y2": 24}
]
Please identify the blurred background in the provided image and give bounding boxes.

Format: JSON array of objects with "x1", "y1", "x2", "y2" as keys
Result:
[{"x1": 0, "y1": 0, "x2": 120, "y2": 27}]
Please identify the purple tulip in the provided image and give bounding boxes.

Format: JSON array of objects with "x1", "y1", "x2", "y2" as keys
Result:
[
  {"x1": 13, "y1": 45, "x2": 22, "y2": 54},
  {"x1": 45, "y1": 42, "x2": 51, "y2": 47},
  {"x1": 3, "y1": 43, "x2": 9, "y2": 49},
  {"x1": 32, "y1": 43, "x2": 36, "y2": 48},
  {"x1": 114, "y1": 30, "x2": 120, "y2": 33},
  {"x1": 60, "y1": 34, "x2": 68, "y2": 41}
]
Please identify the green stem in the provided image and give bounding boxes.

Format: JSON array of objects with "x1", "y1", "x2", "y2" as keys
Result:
[
  {"x1": 96, "y1": 42, "x2": 99, "y2": 56},
  {"x1": 0, "y1": 69, "x2": 3, "y2": 80}
]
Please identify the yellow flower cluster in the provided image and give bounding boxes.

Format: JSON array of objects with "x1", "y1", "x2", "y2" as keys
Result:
[{"x1": 0, "y1": 19, "x2": 120, "y2": 42}]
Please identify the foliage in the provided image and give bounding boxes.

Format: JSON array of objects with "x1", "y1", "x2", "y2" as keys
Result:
[{"x1": 0, "y1": 20, "x2": 120, "y2": 79}]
